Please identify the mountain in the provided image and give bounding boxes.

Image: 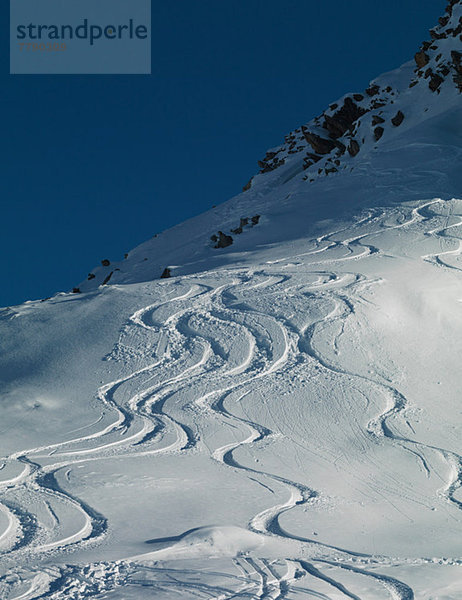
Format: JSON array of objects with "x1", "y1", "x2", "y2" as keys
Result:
[{"x1": 1, "y1": 2, "x2": 462, "y2": 599}]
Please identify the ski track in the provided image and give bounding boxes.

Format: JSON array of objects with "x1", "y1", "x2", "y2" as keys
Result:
[{"x1": 2, "y1": 199, "x2": 462, "y2": 599}]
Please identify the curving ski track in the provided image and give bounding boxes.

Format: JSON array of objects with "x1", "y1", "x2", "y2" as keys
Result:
[{"x1": 1, "y1": 200, "x2": 462, "y2": 598}]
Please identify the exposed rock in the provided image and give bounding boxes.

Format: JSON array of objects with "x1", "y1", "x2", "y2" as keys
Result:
[
  {"x1": 231, "y1": 217, "x2": 249, "y2": 235},
  {"x1": 430, "y1": 28, "x2": 447, "y2": 40},
  {"x1": 454, "y1": 73, "x2": 462, "y2": 91},
  {"x1": 101, "y1": 259, "x2": 110, "y2": 267},
  {"x1": 451, "y1": 50, "x2": 462, "y2": 71},
  {"x1": 243, "y1": 178, "x2": 252, "y2": 192},
  {"x1": 374, "y1": 127, "x2": 384, "y2": 141},
  {"x1": 429, "y1": 73, "x2": 444, "y2": 91},
  {"x1": 415, "y1": 50, "x2": 430, "y2": 68},
  {"x1": 258, "y1": 150, "x2": 285, "y2": 173},
  {"x1": 323, "y1": 98, "x2": 367, "y2": 139},
  {"x1": 372, "y1": 115, "x2": 385, "y2": 125},
  {"x1": 87, "y1": 273, "x2": 95, "y2": 281},
  {"x1": 391, "y1": 110, "x2": 405, "y2": 126},
  {"x1": 251, "y1": 215, "x2": 260, "y2": 226},
  {"x1": 124, "y1": 253, "x2": 129, "y2": 259},
  {"x1": 102, "y1": 272, "x2": 113, "y2": 286},
  {"x1": 366, "y1": 84, "x2": 380, "y2": 96},
  {"x1": 334, "y1": 140, "x2": 346, "y2": 154},
  {"x1": 303, "y1": 130, "x2": 336, "y2": 154},
  {"x1": 439, "y1": 15, "x2": 450, "y2": 27},
  {"x1": 348, "y1": 139, "x2": 360, "y2": 157},
  {"x1": 353, "y1": 94, "x2": 364, "y2": 102},
  {"x1": 214, "y1": 231, "x2": 233, "y2": 249},
  {"x1": 306, "y1": 152, "x2": 322, "y2": 163},
  {"x1": 72, "y1": 288, "x2": 81, "y2": 294},
  {"x1": 160, "y1": 268, "x2": 171, "y2": 279}
]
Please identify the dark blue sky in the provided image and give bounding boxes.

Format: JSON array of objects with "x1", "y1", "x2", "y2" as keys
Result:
[{"x1": 1, "y1": 0, "x2": 445, "y2": 307}]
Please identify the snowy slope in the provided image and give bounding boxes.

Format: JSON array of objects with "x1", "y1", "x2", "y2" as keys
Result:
[{"x1": 1, "y1": 2, "x2": 462, "y2": 599}]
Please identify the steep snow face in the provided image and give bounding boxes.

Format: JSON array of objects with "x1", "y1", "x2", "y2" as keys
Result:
[{"x1": 1, "y1": 2, "x2": 462, "y2": 599}]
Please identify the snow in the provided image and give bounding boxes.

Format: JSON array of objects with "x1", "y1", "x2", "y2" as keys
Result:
[{"x1": 1, "y1": 4, "x2": 462, "y2": 598}]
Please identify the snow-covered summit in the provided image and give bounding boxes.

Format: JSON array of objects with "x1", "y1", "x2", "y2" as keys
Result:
[{"x1": 76, "y1": 0, "x2": 462, "y2": 295}]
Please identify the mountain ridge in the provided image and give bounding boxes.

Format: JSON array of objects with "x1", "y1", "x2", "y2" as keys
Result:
[{"x1": 72, "y1": 0, "x2": 462, "y2": 297}]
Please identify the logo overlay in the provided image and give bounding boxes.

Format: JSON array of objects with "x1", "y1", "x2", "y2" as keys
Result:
[{"x1": 10, "y1": 0, "x2": 151, "y2": 74}]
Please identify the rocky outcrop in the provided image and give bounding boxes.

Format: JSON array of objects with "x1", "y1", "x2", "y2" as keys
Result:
[
  {"x1": 391, "y1": 111, "x2": 405, "y2": 126},
  {"x1": 366, "y1": 84, "x2": 380, "y2": 96},
  {"x1": 102, "y1": 271, "x2": 113, "y2": 286},
  {"x1": 160, "y1": 268, "x2": 171, "y2": 278},
  {"x1": 211, "y1": 231, "x2": 233, "y2": 249},
  {"x1": 211, "y1": 215, "x2": 260, "y2": 248},
  {"x1": 258, "y1": 150, "x2": 285, "y2": 173},
  {"x1": 372, "y1": 115, "x2": 385, "y2": 126},
  {"x1": 323, "y1": 97, "x2": 367, "y2": 138},
  {"x1": 429, "y1": 73, "x2": 444, "y2": 91},
  {"x1": 230, "y1": 214, "x2": 261, "y2": 235},
  {"x1": 302, "y1": 130, "x2": 336, "y2": 154},
  {"x1": 242, "y1": 178, "x2": 253, "y2": 192},
  {"x1": 252, "y1": 0, "x2": 461, "y2": 186},
  {"x1": 231, "y1": 217, "x2": 249, "y2": 235},
  {"x1": 374, "y1": 127, "x2": 385, "y2": 141},
  {"x1": 415, "y1": 51, "x2": 430, "y2": 68},
  {"x1": 101, "y1": 259, "x2": 110, "y2": 267},
  {"x1": 348, "y1": 140, "x2": 360, "y2": 157}
]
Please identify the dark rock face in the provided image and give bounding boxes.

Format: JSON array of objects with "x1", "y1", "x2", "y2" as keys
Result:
[
  {"x1": 348, "y1": 140, "x2": 360, "y2": 157},
  {"x1": 391, "y1": 110, "x2": 405, "y2": 126},
  {"x1": 251, "y1": 215, "x2": 260, "y2": 226},
  {"x1": 258, "y1": 150, "x2": 285, "y2": 173},
  {"x1": 214, "y1": 231, "x2": 233, "y2": 249},
  {"x1": 323, "y1": 98, "x2": 367, "y2": 139},
  {"x1": 102, "y1": 271, "x2": 113, "y2": 286},
  {"x1": 303, "y1": 130, "x2": 336, "y2": 154},
  {"x1": 72, "y1": 288, "x2": 81, "y2": 294},
  {"x1": 366, "y1": 84, "x2": 380, "y2": 96},
  {"x1": 87, "y1": 273, "x2": 95, "y2": 281},
  {"x1": 372, "y1": 115, "x2": 385, "y2": 126},
  {"x1": 374, "y1": 127, "x2": 385, "y2": 141},
  {"x1": 429, "y1": 73, "x2": 444, "y2": 91},
  {"x1": 231, "y1": 217, "x2": 249, "y2": 235},
  {"x1": 451, "y1": 50, "x2": 462, "y2": 72},
  {"x1": 242, "y1": 178, "x2": 252, "y2": 192},
  {"x1": 415, "y1": 51, "x2": 430, "y2": 68},
  {"x1": 101, "y1": 259, "x2": 110, "y2": 267},
  {"x1": 251, "y1": 0, "x2": 461, "y2": 184},
  {"x1": 160, "y1": 268, "x2": 171, "y2": 279},
  {"x1": 306, "y1": 152, "x2": 322, "y2": 163},
  {"x1": 453, "y1": 50, "x2": 462, "y2": 90}
]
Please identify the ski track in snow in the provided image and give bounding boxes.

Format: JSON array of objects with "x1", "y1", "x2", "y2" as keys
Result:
[{"x1": 2, "y1": 199, "x2": 462, "y2": 599}]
